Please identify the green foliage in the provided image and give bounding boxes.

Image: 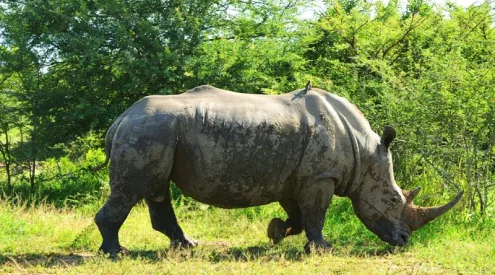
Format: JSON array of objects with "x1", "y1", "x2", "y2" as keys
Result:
[
  {"x1": 1, "y1": 148, "x2": 108, "y2": 208},
  {"x1": 185, "y1": 0, "x2": 311, "y2": 94}
]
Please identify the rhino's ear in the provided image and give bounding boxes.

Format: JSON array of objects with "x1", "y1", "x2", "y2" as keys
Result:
[{"x1": 381, "y1": 125, "x2": 396, "y2": 149}]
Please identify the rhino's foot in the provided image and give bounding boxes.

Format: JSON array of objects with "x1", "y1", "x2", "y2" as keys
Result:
[
  {"x1": 267, "y1": 218, "x2": 287, "y2": 244},
  {"x1": 304, "y1": 239, "x2": 332, "y2": 254},
  {"x1": 171, "y1": 236, "x2": 198, "y2": 249},
  {"x1": 98, "y1": 245, "x2": 130, "y2": 257}
]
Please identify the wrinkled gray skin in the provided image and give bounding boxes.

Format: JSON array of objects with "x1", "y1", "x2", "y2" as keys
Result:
[{"x1": 95, "y1": 85, "x2": 461, "y2": 255}]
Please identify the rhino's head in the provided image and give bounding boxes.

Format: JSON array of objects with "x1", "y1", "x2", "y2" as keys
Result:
[{"x1": 351, "y1": 126, "x2": 463, "y2": 246}]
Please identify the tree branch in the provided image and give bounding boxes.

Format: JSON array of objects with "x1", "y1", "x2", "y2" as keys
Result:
[{"x1": 382, "y1": 16, "x2": 426, "y2": 58}]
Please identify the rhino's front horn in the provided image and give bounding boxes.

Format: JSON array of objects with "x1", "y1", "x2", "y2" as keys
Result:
[{"x1": 403, "y1": 190, "x2": 464, "y2": 231}]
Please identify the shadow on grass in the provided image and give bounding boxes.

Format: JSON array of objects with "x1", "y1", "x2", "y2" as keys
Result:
[
  {"x1": 123, "y1": 242, "x2": 401, "y2": 263},
  {"x1": 0, "y1": 246, "x2": 301, "y2": 269},
  {"x1": 121, "y1": 244, "x2": 306, "y2": 263},
  {"x1": 213, "y1": 245, "x2": 305, "y2": 262},
  {"x1": 0, "y1": 243, "x2": 403, "y2": 269},
  {"x1": 0, "y1": 252, "x2": 94, "y2": 269},
  {"x1": 345, "y1": 245, "x2": 401, "y2": 257}
]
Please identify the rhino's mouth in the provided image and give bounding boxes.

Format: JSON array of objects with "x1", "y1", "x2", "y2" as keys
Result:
[{"x1": 372, "y1": 217, "x2": 410, "y2": 246}]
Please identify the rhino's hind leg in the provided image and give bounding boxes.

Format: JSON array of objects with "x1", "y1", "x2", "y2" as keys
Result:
[
  {"x1": 298, "y1": 179, "x2": 335, "y2": 253},
  {"x1": 146, "y1": 193, "x2": 197, "y2": 249},
  {"x1": 95, "y1": 192, "x2": 141, "y2": 255},
  {"x1": 267, "y1": 198, "x2": 303, "y2": 244}
]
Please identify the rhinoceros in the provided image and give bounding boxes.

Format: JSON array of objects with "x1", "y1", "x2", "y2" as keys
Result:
[{"x1": 94, "y1": 85, "x2": 463, "y2": 254}]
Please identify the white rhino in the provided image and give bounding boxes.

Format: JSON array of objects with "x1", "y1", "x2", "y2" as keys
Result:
[{"x1": 94, "y1": 85, "x2": 462, "y2": 254}]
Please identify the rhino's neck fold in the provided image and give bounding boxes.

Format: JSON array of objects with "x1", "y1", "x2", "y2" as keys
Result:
[{"x1": 337, "y1": 112, "x2": 361, "y2": 198}]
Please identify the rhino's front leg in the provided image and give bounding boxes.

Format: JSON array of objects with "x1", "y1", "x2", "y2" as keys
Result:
[
  {"x1": 145, "y1": 197, "x2": 197, "y2": 248},
  {"x1": 298, "y1": 178, "x2": 335, "y2": 253}
]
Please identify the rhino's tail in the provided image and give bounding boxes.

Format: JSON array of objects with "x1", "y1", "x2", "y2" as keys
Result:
[{"x1": 91, "y1": 117, "x2": 123, "y2": 172}]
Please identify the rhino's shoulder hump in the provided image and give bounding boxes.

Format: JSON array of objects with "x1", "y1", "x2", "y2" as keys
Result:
[{"x1": 185, "y1": 85, "x2": 225, "y2": 94}]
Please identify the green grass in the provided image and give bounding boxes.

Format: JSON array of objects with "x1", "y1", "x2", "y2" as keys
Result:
[{"x1": 0, "y1": 197, "x2": 494, "y2": 274}]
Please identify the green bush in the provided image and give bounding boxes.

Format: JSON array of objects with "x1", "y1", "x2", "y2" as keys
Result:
[{"x1": 1, "y1": 149, "x2": 108, "y2": 208}]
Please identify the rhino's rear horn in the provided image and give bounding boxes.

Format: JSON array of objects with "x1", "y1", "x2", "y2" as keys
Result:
[
  {"x1": 404, "y1": 190, "x2": 464, "y2": 231},
  {"x1": 403, "y1": 187, "x2": 422, "y2": 203}
]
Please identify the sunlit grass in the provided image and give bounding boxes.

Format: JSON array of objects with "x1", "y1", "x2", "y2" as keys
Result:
[{"x1": 1, "y1": 198, "x2": 494, "y2": 274}]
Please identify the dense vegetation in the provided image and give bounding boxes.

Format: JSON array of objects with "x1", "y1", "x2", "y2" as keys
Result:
[{"x1": 0, "y1": 0, "x2": 494, "y2": 219}]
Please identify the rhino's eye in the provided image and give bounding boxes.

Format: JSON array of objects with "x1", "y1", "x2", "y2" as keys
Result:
[{"x1": 390, "y1": 196, "x2": 400, "y2": 204}]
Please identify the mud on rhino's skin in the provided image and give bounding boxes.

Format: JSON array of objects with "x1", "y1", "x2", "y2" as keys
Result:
[{"x1": 94, "y1": 85, "x2": 463, "y2": 254}]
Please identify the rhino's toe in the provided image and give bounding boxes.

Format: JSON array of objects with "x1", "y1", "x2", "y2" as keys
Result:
[
  {"x1": 304, "y1": 239, "x2": 332, "y2": 254},
  {"x1": 98, "y1": 245, "x2": 129, "y2": 258},
  {"x1": 171, "y1": 236, "x2": 198, "y2": 249}
]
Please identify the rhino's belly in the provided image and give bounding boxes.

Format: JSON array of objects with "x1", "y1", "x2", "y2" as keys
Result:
[
  {"x1": 170, "y1": 141, "x2": 298, "y2": 208},
  {"x1": 172, "y1": 176, "x2": 286, "y2": 208}
]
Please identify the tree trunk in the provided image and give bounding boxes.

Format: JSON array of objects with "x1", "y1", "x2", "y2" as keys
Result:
[
  {"x1": 0, "y1": 124, "x2": 13, "y2": 189},
  {"x1": 29, "y1": 120, "x2": 37, "y2": 192}
]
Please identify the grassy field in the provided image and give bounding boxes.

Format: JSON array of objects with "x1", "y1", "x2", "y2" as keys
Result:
[{"x1": 1, "y1": 197, "x2": 494, "y2": 274}]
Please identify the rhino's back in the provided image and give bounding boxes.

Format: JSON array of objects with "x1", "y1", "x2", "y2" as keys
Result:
[{"x1": 142, "y1": 85, "x2": 301, "y2": 119}]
